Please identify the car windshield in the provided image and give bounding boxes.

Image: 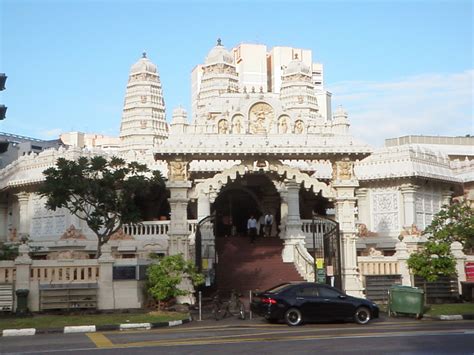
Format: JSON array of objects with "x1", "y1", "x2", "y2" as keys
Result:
[{"x1": 265, "y1": 283, "x2": 291, "y2": 294}]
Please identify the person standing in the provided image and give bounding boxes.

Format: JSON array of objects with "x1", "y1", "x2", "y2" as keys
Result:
[
  {"x1": 264, "y1": 212, "x2": 273, "y2": 237},
  {"x1": 247, "y1": 215, "x2": 257, "y2": 243}
]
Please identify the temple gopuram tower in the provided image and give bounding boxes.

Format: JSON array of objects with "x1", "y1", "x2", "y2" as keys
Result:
[{"x1": 119, "y1": 53, "x2": 168, "y2": 158}]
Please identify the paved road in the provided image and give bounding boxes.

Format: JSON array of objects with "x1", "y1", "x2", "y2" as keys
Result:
[{"x1": 2, "y1": 317, "x2": 474, "y2": 354}]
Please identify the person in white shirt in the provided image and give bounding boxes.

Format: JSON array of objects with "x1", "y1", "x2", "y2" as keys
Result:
[
  {"x1": 264, "y1": 212, "x2": 273, "y2": 237},
  {"x1": 247, "y1": 215, "x2": 257, "y2": 243}
]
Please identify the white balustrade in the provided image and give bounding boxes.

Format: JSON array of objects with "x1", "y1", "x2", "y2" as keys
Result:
[
  {"x1": 187, "y1": 220, "x2": 198, "y2": 234},
  {"x1": 357, "y1": 256, "x2": 400, "y2": 275},
  {"x1": 30, "y1": 260, "x2": 100, "y2": 282},
  {"x1": 0, "y1": 261, "x2": 16, "y2": 283},
  {"x1": 123, "y1": 221, "x2": 170, "y2": 238}
]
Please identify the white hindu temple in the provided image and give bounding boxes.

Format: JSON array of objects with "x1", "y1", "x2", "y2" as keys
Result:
[{"x1": 0, "y1": 40, "x2": 472, "y2": 310}]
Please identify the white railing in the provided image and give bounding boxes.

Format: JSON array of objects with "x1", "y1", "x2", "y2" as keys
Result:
[
  {"x1": 0, "y1": 261, "x2": 16, "y2": 283},
  {"x1": 301, "y1": 219, "x2": 331, "y2": 249},
  {"x1": 30, "y1": 260, "x2": 100, "y2": 283},
  {"x1": 123, "y1": 221, "x2": 170, "y2": 237},
  {"x1": 358, "y1": 256, "x2": 400, "y2": 275},
  {"x1": 188, "y1": 220, "x2": 198, "y2": 234},
  {"x1": 293, "y1": 242, "x2": 315, "y2": 281}
]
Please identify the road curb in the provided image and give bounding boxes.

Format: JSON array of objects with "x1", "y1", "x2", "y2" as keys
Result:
[
  {"x1": 1, "y1": 317, "x2": 191, "y2": 337},
  {"x1": 424, "y1": 314, "x2": 474, "y2": 321}
]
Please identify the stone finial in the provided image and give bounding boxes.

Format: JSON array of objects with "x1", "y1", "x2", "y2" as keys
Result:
[
  {"x1": 294, "y1": 53, "x2": 299, "y2": 60},
  {"x1": 217, "y1": 38, "x2": 222, "y2": 46},
  {"x1": 142, "y1": 51, "x2": 147, "y2": 58}
]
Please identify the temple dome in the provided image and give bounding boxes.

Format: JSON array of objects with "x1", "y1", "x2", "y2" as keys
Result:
[
  {"x1": 171, "y1": 106, "x2": 188, "y2": 125},
  {"x1": 130, "y1": 52, "x2": 157, "y2": 74},
  {"x1": 205, "y1": 39, "x2": 234, "y2": 66},
  {"x1": 284, "y1": 56, "x2": 311, "y2": 77}
]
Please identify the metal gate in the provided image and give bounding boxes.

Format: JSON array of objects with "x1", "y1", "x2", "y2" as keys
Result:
[{"x1": 310, "y1": 216, "x2": 342, "y2": 291}]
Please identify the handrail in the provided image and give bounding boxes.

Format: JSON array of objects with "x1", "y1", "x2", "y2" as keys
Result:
[{"x1": 293, "y1": 242, "x2": 315, "y2": 281}]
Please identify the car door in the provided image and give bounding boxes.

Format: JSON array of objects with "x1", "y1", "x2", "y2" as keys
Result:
[
  {"x1": 293, "y1": 284, "x2": 323, "y2": 322},
  {"x1": 317, "y1": 285, "x2": 356, "y2": 321}
]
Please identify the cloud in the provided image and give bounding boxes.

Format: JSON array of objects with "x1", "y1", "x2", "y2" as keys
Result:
[{"x1": 328, "y1": 70, "x2": 474, "y2": 147}]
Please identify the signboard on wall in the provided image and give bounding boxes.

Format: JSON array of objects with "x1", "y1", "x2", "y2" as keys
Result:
[{"x1": 465, "y1": 262, "x2": 474, "y2": 282}]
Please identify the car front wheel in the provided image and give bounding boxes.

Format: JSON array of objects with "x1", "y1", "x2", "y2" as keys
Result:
[
  {"x1": 285, "y1": 308, "x2": 303, "y2": 326},
  {"x1": 354, "y1": 307, "x2": 371, "y2": 325}
]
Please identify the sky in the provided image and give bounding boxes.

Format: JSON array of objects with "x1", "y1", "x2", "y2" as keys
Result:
[{"x1": 0, "y1": 0, "x2": 472, "y2": 147}]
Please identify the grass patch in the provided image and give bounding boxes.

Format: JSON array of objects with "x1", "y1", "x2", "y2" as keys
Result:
[
  {"x1": 425, "y1": 303, "x2": 474, "y2": 316},
  {"x1": 0, "y1": 311, "x2": 188, "y2": 331}
]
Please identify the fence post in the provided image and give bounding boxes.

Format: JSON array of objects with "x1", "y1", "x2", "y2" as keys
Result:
[
  {"x1": 198, "y1": 291, "x2": 202, "y2": 321},
  {"x1": 395, "y1": 239, "x2": 411, "y2": 286},
  {"x1": 98, "y1": 244, "x2": 115, "y2": 310},
  {"x1": 14, "y1": 244, "x2": 32, "y2": 311},
  {"x1": 451, "y1": 241, "x2": 466, "y2": 295},
  {"x1": 249, "y1": 290, "x2": 252, "y2": 320}
]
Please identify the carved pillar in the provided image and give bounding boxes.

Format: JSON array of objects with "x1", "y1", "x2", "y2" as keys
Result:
[
  {"x1": 332, "y1": 159, "x2": 364, "y2": 297},
  {"x1": 279, "y1": 189, "x2": 288, "y2": 239},
  {"x1": 286, "y1": 180, "x2": 302, "y2": 237},
  {"x1": 16, "y1": 192, "x2": 30, "y2": 239},
  {"x1": 168, "y1": 181, "x2": 192, "y2": 259},
  {"x1": 282, "y1": 180, "x2": 305, "y2": 262},
  {"x1": 0, "y1": 203, "x2": 8, "y2": 242},
  {"x1": 355, "y1": 188, "x2": 369, "y2": 227},
  {"x1": 400, "y1": 184, "x2": 419, "y2": 228}
]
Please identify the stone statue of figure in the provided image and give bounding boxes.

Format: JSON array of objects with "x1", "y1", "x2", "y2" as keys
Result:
[
  {"x1": 279, "y1": 118, "x2": 288, "y2": 133},
  {"x1": 294, "y1": 120, "x2": 304, "y2": 134},
  {"x1": 218, "y1": 119, "x2": 228, "y2": 134},
  {"x1": 169, "y1": 161, "x2": 186, "y2": 181},
  {"x1": 232, "y1": 117, "x2": 242, "y2": 134}
]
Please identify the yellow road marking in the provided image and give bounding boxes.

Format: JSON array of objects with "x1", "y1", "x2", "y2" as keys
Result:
[
  {"x1": 105, "y1": 328, "x2": 467, "y2": 349},
  {"x1": 86, "y1": 332, "x2": 114, "y2": 348}
]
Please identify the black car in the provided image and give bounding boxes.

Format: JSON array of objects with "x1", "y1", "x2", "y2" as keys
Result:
[{"x1": 251, "y1": 282, "x2": 379, "y2": 326}]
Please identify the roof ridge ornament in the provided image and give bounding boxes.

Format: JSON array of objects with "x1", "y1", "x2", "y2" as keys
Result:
[
  {"x1": 142, "y1": 51, "x2": 147, "y2": 58},
  {"x1": 217, "y1": 38, "x2": 222, "y2": 46}
]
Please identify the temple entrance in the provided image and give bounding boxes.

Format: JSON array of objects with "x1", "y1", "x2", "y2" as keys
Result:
[{"x1": 212, "y1": 173, "x2": 281, "y2": 238}]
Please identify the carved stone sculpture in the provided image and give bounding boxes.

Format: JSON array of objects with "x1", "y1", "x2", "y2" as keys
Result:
[
  {"x1": 169, "y1": 160, "x2": 187, "y2": 181},
  {"x1": 59, "y1": 225, "x2": 87, "y2": 240},
  {"x1": 109, "y1": 228, "x2": 134, "y2": 241}
]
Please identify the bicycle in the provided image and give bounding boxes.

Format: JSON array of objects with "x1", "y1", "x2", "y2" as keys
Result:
[{"x1": 211, "y1": 290, "x2": 246, "y2": 320}]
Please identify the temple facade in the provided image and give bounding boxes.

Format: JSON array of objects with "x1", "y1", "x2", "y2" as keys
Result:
[{"x1": 0, "y1": 41, "x2": 472, "y2": 302}]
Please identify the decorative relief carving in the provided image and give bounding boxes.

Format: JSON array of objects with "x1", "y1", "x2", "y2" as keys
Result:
[
  {"x1": 368, "y1": 247, "x2": 383, "y2": 257},
  {"x1": 109, "y1": 228, "x2": 134, "y2": 241},
  {"x1": 399, "y1": 224, "x2": 422, "y2": 238},
  {"x1": 356, "y1": 223, "x2": 377, "y2": 237},
  {"x1": 371, "y1": 189, "x2": 399, "y2": 232},
  {"x1": 218, "y1": 119, "x2": 228, "y2": 134},
  {"x1": 59, "y1": 225, "x2": 87, "y2": 240},
  {"x1": 249, "y1": 102, "x2": 274, "y2": 134},
  {"x1": 168, "y1": 160, "x2": 188, "y2": 181},
  {"x1": 232, "y1": 115, "x2": 242, "y2": 134},
  {"x1": 278, "y1": 116, "x2": 289, "y2": 133},
  {"x1": 333, "y1": 160, "x2": 354, "y2": 180},
  {"x1": 47, "y1": 250, "x2": 89, "y2": 260}
]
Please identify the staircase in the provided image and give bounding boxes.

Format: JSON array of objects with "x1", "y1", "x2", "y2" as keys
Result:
[{"x1": 214, "y1": 236, "x2": 304, "y2": 295}]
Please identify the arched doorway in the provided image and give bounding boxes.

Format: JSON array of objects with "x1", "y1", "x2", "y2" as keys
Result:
[{"x1": 212, "y1": 173, "x2": 280, "y2": 237}]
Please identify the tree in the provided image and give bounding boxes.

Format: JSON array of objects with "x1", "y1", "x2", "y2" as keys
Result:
[
  {"x1": 40, "y1": 156, "x2": 165, "y2": 257},
  {"x1": 407, "y1": 199, "x2": 474, "y2": 296},
  {"x1": 146, "y1": 254, "x2": 204, "y2": 310}
]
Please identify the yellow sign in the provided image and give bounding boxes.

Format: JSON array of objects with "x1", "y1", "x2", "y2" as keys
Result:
[
  {"x1": 316, "y1": 258, "x2": 324, "y2": 269},
  {"x1": 202, "y1": 259, "x2": 209, "y2": 269}
]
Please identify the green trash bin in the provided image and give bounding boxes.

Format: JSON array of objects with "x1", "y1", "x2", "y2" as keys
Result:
[
  {"x1": 15, "y1": 289, "x2": 29, "y2": 316},
  {"x1": 388, "y1": 285, "x2": 424, "y2": 319}
]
